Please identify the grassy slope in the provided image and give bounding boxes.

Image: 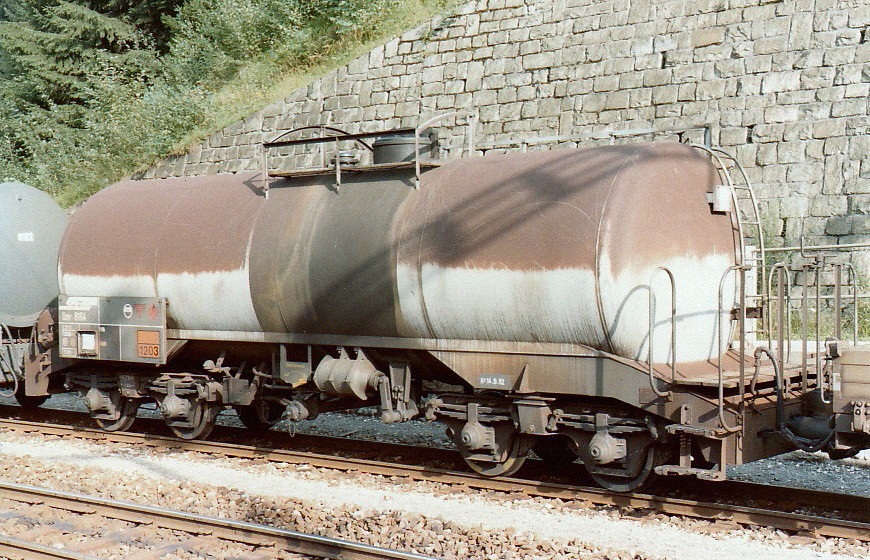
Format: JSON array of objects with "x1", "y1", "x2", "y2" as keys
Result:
[
  {"x1": 48, "y1": 0, "x2": 458, "y2": 207},
  {"x1": 159, "y1": 2, "x2": 457, "y2": 169}
]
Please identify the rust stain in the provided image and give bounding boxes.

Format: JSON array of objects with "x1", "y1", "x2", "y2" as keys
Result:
[
  {"x1": 398, "y1": 143, "x2": 732, "y2": 274},
  {"x1": 60, "y1": 173, "x2": 266, "y2": 278}
]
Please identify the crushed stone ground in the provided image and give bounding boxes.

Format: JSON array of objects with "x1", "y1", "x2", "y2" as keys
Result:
[{"x1": 0, "y1": 431, "x2": 866, "y2": 560}]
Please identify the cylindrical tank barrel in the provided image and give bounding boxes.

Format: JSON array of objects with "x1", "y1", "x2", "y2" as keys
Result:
[
  {"x1": 59, "y1": 143, "x2": 738, "y2": 363},
  {"x1": 0, "y1": 183, "x2": 67, "y2": 327}
]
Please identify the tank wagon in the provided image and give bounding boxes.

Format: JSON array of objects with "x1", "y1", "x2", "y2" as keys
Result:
[
  {"x1": 3, "y1": 120, "x2": 869, "y2": 491},
  {"x1": 0, "y1": 183, "x2": 67, "y2": 406}
]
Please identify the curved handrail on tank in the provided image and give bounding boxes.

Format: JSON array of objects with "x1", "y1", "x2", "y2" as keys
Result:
[
  {"x1": 690, "y1": 145, "x2": 767, "y2": 324},
  {"x1": 647, "y1": 267, "x2": 676, "y2": 398},
  {"x1": 415, "y1": 110, "x2": 477, "y2": 189},
  {"x1": 689, "y1": 145, "x2": 742, "y2": 263},
  {"x1": 261, "y1": 125, "x2": 375, "y2": 197},
  {"x1": 717, "y1": 265, "x2": 747, "y2": 434},
  {"x1": 707, "y1": 146, "x2": 767, "y2": 305},
  {"x1": 266, "y1": 125, "x2": 375, "y2": 151}
]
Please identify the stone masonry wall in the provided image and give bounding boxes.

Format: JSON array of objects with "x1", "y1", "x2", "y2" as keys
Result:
[{"x1": 145, "y1": 0, "x2": 870, "y2": 253}]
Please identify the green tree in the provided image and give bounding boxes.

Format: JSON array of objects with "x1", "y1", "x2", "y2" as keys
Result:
[{"x1": 0, "y1": 1, "x2": 157, "y2": 108}]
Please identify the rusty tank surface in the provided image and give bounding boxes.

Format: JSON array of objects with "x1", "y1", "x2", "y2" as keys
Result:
[{"x1": 59, "y1": 143, "x2": 737, "y2": 364}]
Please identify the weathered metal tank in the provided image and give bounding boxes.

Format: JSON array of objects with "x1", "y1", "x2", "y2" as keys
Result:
[
  {"x1": 0, "y1": 182, "x2": 68, "y2": 327},
  {"x1": 59, "y1": 143, "x2": 738, "y2": 363}
]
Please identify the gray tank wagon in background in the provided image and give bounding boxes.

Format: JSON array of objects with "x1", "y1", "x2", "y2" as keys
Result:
[
  {"x1": 0, "y1": 183, "x2": 67, "y2": 328},
  {"x1": 1, "y1": 120, "x2": 868, "y2": 491},
  {"x1": 0, "y1": 182, "x2": 67, "y2": 407}
]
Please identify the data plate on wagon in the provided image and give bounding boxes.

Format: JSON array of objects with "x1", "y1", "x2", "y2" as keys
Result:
[{"x1": 59, "y1": 296, "x2": 167, "y2": 364}]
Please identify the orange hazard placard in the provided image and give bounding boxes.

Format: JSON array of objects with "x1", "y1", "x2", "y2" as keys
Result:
[{"x1": 137, "y1": 330, "x2": 160, "y2": 359}]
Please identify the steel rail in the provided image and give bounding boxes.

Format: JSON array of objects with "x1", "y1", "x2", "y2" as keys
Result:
[
  {"x1": 0, "y1": 534, "x2": 99, "y2": 560},
  {"x1": 0, "y1": 479, "x2": 434, "y2": 560},
  {"x1": 0, "y1": 417, "x2": 866, "y2": 542}
]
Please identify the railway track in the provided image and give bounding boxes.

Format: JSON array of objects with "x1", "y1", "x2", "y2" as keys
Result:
[
  {"x1": 0, "y1": 480, "x2": 434, "y2": 560},
  {"x1": 0, "y1": 482, "x2": 431, "y2": 560},
  {"x1": 0, "y1": 414, "x2": 866, "y2": 543}
]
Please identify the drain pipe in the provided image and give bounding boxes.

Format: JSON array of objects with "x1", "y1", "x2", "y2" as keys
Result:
[{"x1": 757, "y1": 345, "x2": 835, "y2": 453}]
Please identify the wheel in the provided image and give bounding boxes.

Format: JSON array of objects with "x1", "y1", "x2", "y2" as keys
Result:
[
  {"x1": 237, "y1": 400, "x2": 284, "y2": 431},
  {"x1": 14, "y1": 385, "x2": 48, "y2": 409},
  {"x1": 453, "y1": 422, "x2": 532, "y2": 477},
  {"x1": 580, "y1": 442, "x2": 658, "y2": 493},
  {"x1": 167, "y1": 400, "x2": 218, "y2": 440},
  {"x1": 93, "y1": 397, "x2": 139, "y2": 432},
  {"x1": 464, "y1": 434, "x2": 530, "y2": 477}
]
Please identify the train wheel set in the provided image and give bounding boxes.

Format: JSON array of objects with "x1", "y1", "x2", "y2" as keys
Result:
[{"x1": 1, "y1": 120, "x2": 868, "y2": 492}]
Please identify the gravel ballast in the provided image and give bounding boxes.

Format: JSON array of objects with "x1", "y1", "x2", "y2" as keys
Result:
[{"x1": 0, "y1": 431, "x2": 866, "y2": 560}]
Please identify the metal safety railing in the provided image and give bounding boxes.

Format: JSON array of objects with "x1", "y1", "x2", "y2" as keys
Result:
[
  {"x1": 765, "y1": 244, "x2": 863, "y2": 402},
  {"x1": 260, "y1": 113, "x2": 480, "y2": 195},
  {"x1": 261, "y1": 125, "x2": 379, "y2": 196},
  {"x1": 414, "y1": 110, "x2": 477, "y2": 189},
  {"x1": 647, "y1": 267, "x2": 677, "y2": 398}
]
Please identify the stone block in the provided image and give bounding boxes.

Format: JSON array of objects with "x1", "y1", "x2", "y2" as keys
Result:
[
  {"x1": 761, "y1": 71, "x2": 800, "y2": 93},
  {"x1": 651, "y1": 85, "x2": 678, "y2": 105},
  {"x1": 800, "y1": 66, "x2": 835, "y2": 89},
  {"x1": 754, "y1": 36, "x2": 788, "y2": 55},
  {"x1": 692, "y1": 27, "x2": 726, "y2": 48},
  {"x1": 520, "y1": 39, "x2": 540, "y2": 55},
  {"x1": 677, "y1": 82, "x2": 697, "y2": 102},
  {"x1": 744, "y1": 54, "x2": 772, "y2": 74},
  {"x1": 719, "y1": 127, "x2": 747, "y2": 146},
  {"x1": 497, "y1": 86, "x2": 518, "y2": 103},
  {"x1": 593, "y1": 75, "x2": 619, "y2": 92},
  {"x1": 788, "y1": 12, "x2": 814, "y2": 50},
  {"x1": 714, "y1": 58, "x2": 744, "y2": 78},
  {"x1": 834, "y1": 64, "x2": 864, "y2": 86},
  {"x1": 814, "y1": 85, "x2": 845, "y2": 102},
  {"x1": 850, "y1": 215, "x2": 870, "y2": 234},
  {"x1": 782, "y1": 121, "x2": 813, "y2": 142},
  {"x1": 755, "y1": 143, "x2": 778, "y2": 165},
  {"x1": 785, "y1": 161, "x2": 824, "y2": 184},
  {"x1": 516, "y1": 85, "x2": 536, "y2": 101},
  {"x1": 825, "y1": 216, "x2": 852, "y2": 235},
  {"x1": 465, "y1": 61, "x2": 485, "y2": 91},
  {"x1": 764, "y1": 105, "x2": 799, "y2": 123},
  {"x1": 520, "y1": 102, "x2": 538, "y2": 118},
  {"x1": 781, "y1": 196, "x2": 809, "y2": 218},
  {"x1": 421, "y1": 63, "x2": 444, "y2": 83},
  {"x1": 642, "y1": 69, "x2": 672, "y2": 87},
  {"x1": 523, "y1": 52, "x2": 555, "y2": 70},
  {"x1": 823, "y1": 47, "x2": 856, "y2": 66},
  {"x1": 603, "y1": 91, "x2": 630, "y2": 110},
  {"x1": 844, "y1": 83, "x2": 870, "y2": 98},
  {"x1": 793, "y1": 49, "x2": 824, "y2": 70},
  {"x1": 851, "y1": 194, "x2": 870, "y2": 215},
  {"x1": 619, "y1": 72, "x2": 643, "y2": 89},
  {"x1": 696, "y1": 79, "x2": 725, "y2": 100},
  {"x1": 832, "y1": 99, "x2": 866, "y2": 117},
  {"x1": 812, "y1": 119, "x2": 846, "y2": 139}
]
